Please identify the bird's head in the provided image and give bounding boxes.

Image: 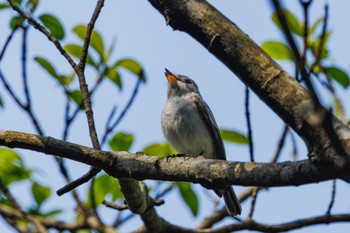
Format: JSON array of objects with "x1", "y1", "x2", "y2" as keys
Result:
[{"x1": 164, "y1": 69, "x2": 200, "y2": 98}]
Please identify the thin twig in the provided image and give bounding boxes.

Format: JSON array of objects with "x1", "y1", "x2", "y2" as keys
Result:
[
  {"x1": 103, "y1": 199, "x2": 164, "y2": 211},
  {"x1": 0, "y1": 69, "x2": 44, "y2": 135},
  {"x1": 271, "y1": 125, "x2": 289, "y2": 163},
  {"x1": 155, "y1": 183, "x2": 174, "y2": 199},
  {"x1": 0, "y1": 27, "x2": 19, "y2": 61},
  {"x1": 103, "y1": 200, "x2": 129, "y2": 211},
  {"x1": 310, "y1": 3, "x2": 329, "y2": 73},
  {"x1": 245, "y1": 86, "x2": 254, "y2": 162},
  {"x1": 101, "y1": 77, "x2": 142, "y2": 146},
  {"x1": 21, "y1": 26, "x2": 31, "y2": 110},
  {"x1": 78, "y1": 0, "x2": 104, "y2": 72},
  {"x1": 300, "y1": 0, "x2": 313, "y2": 69},
  {"x1": 326, "y1": 179, "x2": 336, "y2": 215},
  {"x1": 56, "y1": 167, "x2": 100, "y2": 196},
  {"x1": 246, "y1": 187, "x2": 259, "y2": 220},
  {"x1": 0, "y1": 69, "x2": 25, "y2": 108},
  {"x1": 20, "y1": 26, "x2": 44, "y2": 136},
  {"x1": 102, "y1": 105, "x2": 118, "y2": 146},
  {"x1": 289, "y1": 130, "x2": 299, "y2": 160}
]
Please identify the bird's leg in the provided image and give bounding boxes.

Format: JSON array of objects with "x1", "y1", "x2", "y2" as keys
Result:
[
  {"x1": 166, "y1": 152, "x2": 202, "y2": 162},
  {"x1": 166, "y1": 153, "x2": 189, "y2": 161}
]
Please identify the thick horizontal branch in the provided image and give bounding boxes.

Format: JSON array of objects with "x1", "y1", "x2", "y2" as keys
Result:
[
  {"x1": 0, "y1": 130, "x2": 340, "y2": 188},
  {"x1": 147, "y1": 0, "x2": 350, "y2": 178}
]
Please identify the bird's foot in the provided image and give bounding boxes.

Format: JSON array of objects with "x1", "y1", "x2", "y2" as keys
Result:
[{"x1": 166, "y1": 153, "x2": 198, "y2": 161}]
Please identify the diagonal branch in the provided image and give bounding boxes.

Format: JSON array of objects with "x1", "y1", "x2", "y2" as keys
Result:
[
  {"x1": 7, "y1": 0, "x2": 77, "y2": 69},
  {"x1": 147, "y1": 0, "x2": 350, "y2": 179}
]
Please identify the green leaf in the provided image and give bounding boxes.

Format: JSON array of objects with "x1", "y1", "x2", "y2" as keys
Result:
[
  {"x1": 34, "y1": 56, "x2": 58, "y2": 78},
  {"x1": 310, "y1": 31, "x2": 330, "y2": 59},
  {"x1": 26, "y1": 0, "x2": 39, "y2": 13},
  {"x1": 65, "y1": 72, "x2": 75, "y2": 86},
  {"x1": 325, "y1": 67, "x2": 350, "y2": 88},
  {"x1": 272, "y1": 9, "x2": 303, "y2": 36},
  {"x1": 63, "y1": 43, "x2": 96, "y2": 67},
  {"x1": 115, "y1": 58, "x2": 146, "y2": 82},
  {"x1": 0, "y1": 4, "x2": 10, "y2": 10},
  {"x1": 261, "y1": 41, "x2": 294, "y2": 60},
  {"x1": 0, "y1": 148, "x2": 32, "y2": 185},
  {"x1": 64, "y1": 44, "x2": 82, "y2": 59},
  {"x1": 34, "y1": 56, "x2": 70, "y2": 86},
  {"x1": 87, "y1": 174, "x2": 121, "y2": 208},
  {"x1": 109, "y1": 132, "x2": 134, "y2": 152},
  {"x1": 105, "y1": 67, "x2": 122, "y2": 89},
  {"x1": 0, "y1": 93, "x2": 4, "y2": 108},
  {"x1": 10, "y1": 16, "x2": 24, "y2": 29},
  {"x1": 73, "y1": 25, "x2": 105, "y2": 59},
  {"x1": 310, "y1": 17, "x2": 325, "y2": 35},
  {"x1": 176, "y1": 182, "x2": 198, "y2": 216},
  {"x1": 39, "y1": 14, "x2": 65, "y2": 40},
  {"x1": 142, "y1": 142, "x2": 175, "y2": 157},
  {"x1": 334, "y1": 98, "x2": 346, "y2": 123},
  {"x1": 32, "y1": 182, "x2": 51, "y2": 208},
  {"x1": 220, "y1": 129, "x2": 249, "y2": 145},
  {"x1": 76, "y1": 230, "x2": 92, "y2": 233},
  {"x1": 69, "y1": 90, "x2": 84, "y2": 108},
  {"x1": 41, "y1": 209, "x2": 62, "y2": 217}
]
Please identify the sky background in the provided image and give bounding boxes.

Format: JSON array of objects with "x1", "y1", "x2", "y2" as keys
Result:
[{"x1": 0, "y1": 0, "x2": 349, "y2": 232}]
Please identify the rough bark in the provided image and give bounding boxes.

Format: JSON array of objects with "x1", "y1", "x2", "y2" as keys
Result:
[{"x1": 0, "y1": 130, "x2": 339, "y2": 187}]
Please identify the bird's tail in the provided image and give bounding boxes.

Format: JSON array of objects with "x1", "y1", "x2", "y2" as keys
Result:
[{"x1": 222, "y1": 186, "x2": 242, "y2": 216}]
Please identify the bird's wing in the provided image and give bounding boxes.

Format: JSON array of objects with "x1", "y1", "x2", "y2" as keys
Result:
[{"x1": 193, "y1": 95, "x2": 226, "y2": 160}]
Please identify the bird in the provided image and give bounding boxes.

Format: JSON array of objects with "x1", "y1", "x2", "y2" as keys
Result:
[{"x1": 161, "y1": 68, "x2": 242, "y2": 216}]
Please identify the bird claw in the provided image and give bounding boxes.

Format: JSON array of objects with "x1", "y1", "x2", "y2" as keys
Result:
[{"x1": 166, "y1": 153, "x2": 197, "y2": 162}]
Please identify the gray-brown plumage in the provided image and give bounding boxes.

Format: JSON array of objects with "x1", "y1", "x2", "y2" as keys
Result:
[{"x1": 161, "y1": 69, "x2": 241, "y2": 216}]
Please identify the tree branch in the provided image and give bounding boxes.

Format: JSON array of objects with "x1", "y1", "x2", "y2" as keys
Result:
[{"x1": 0, "y1": 130, "x2": 341, "y2": 188}]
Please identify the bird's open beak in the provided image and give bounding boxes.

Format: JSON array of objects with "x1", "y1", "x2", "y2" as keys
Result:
[{"x1": 164, "y1": 68, "x2": 178, "y2": 84}]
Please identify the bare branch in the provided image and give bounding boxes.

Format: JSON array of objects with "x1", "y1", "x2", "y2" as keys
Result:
[
  {"x1": 101, "y1": 78, "x2": 142, "y2": 146},
  {"x1": 0, "y1": 28, "x2": 19, "y2": 61},
  {"x1": 0, "y1": 130, "x2": 341, "y2": 188},
  {"x1": 326, "y1": 179, "x2": 337, "y2": 215},
  {"x1": 246, "y1": 187, "x2": 259, "y2": 220},
  {"x1": 245, "y1": 86, "x2": 254, "y2": 162}
]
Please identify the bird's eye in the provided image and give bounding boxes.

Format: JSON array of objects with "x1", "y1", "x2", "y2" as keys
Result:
[{"x1": 185, "y1": 79, "x2": 192, "y2": 84}]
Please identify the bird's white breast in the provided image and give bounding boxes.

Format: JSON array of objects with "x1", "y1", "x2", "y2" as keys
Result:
[{"x1": 161, "y1": 94, "x2": 214, "y2": 158}]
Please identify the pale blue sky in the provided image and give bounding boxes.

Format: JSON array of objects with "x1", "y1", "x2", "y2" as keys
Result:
[{"x1": 0, "y1": 0, "x2": 349, "y2": 232}]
